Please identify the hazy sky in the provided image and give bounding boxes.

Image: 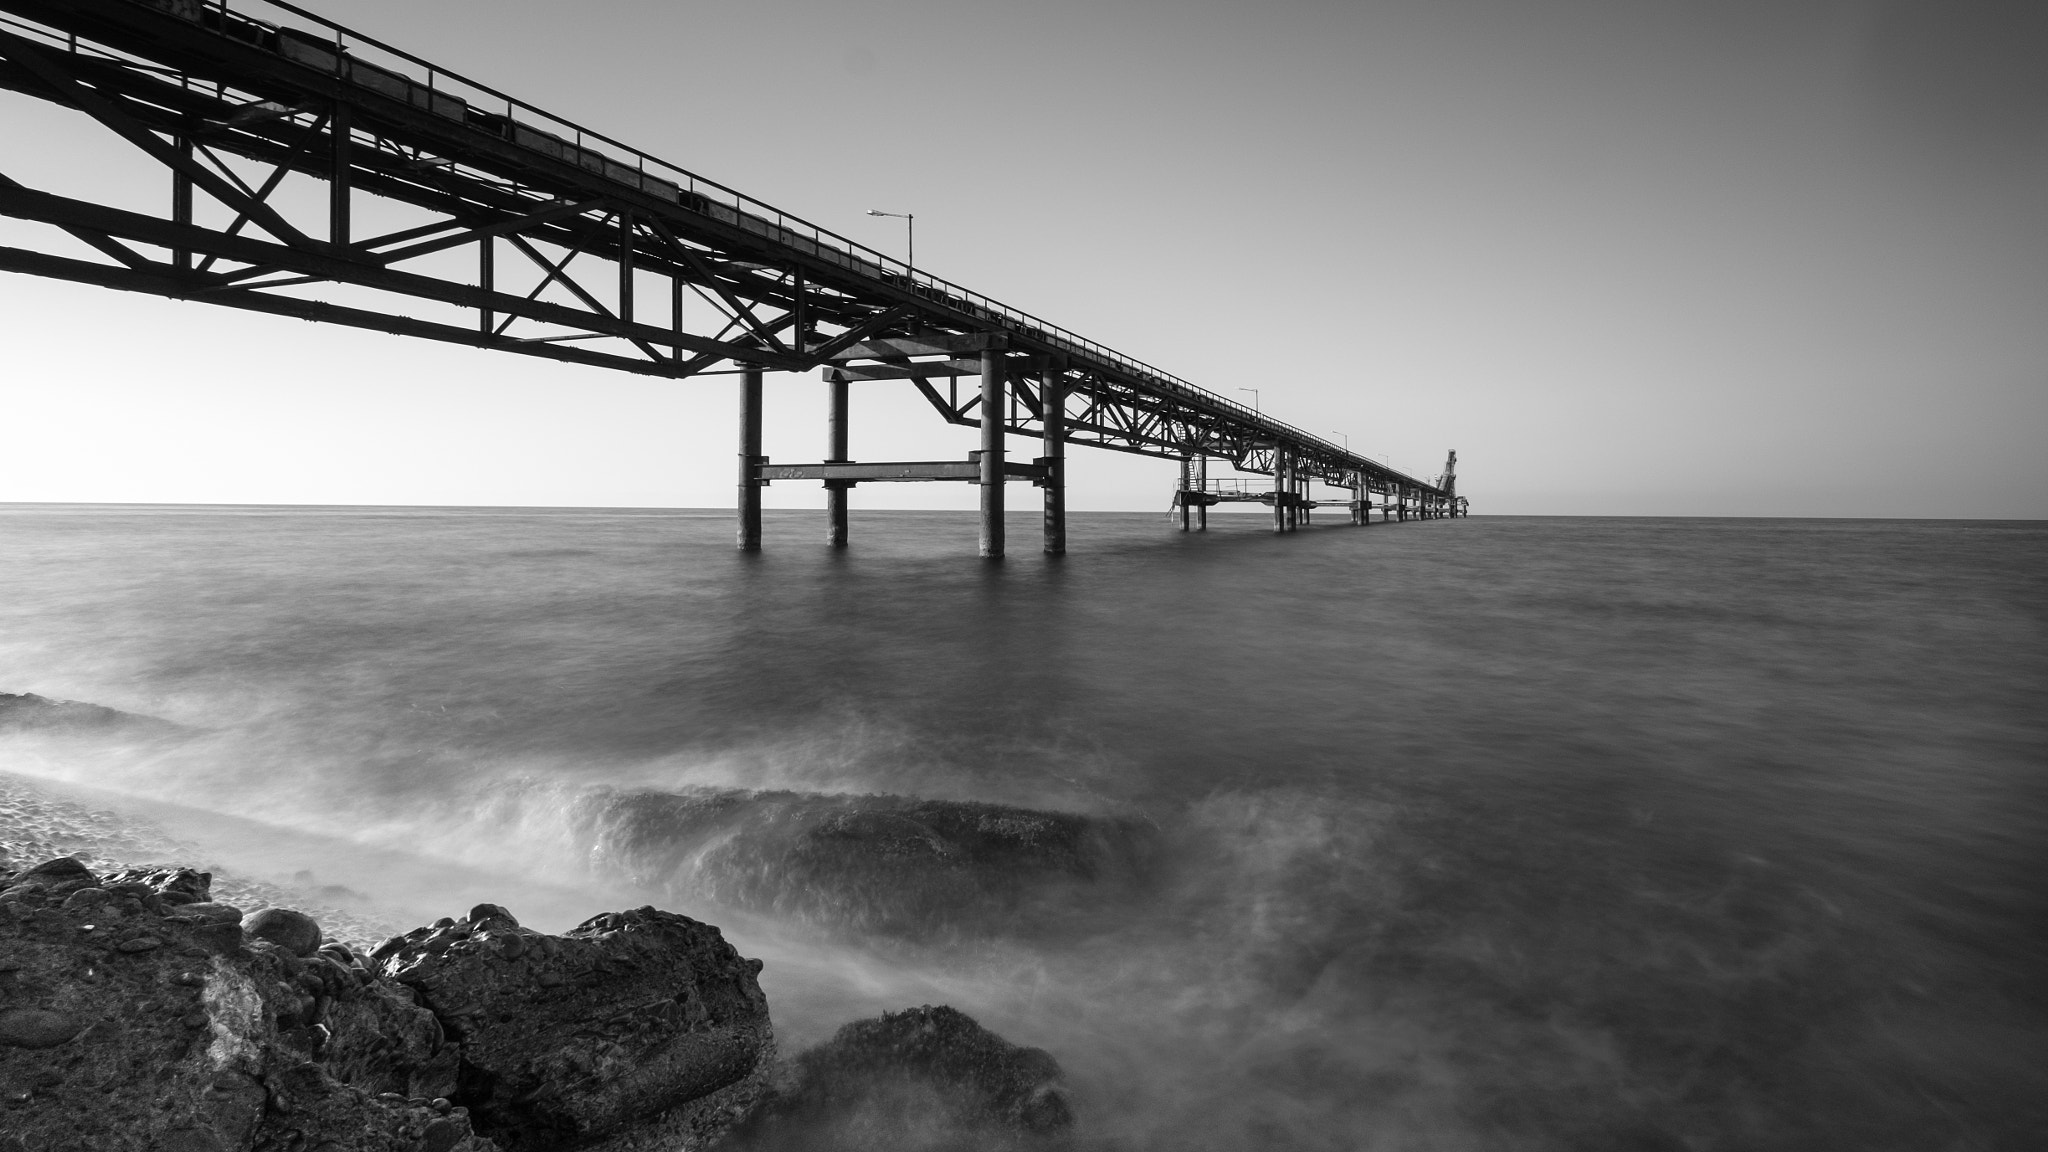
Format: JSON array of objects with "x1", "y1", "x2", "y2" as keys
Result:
[{"x1": 3, "y1": 0, "x2": 2043, "y2": 516}]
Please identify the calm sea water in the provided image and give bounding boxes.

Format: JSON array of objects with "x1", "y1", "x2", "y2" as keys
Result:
[{"x1": 2, "y1": 505, "x2": 2043, "y2": 1150}]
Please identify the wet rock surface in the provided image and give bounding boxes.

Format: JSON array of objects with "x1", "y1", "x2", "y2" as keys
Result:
[
  {"x1": 0, "y1": 858, "x2": 494, "y2": 1152},
  {"x1": 722, "y1": 1004, "x2": 1074, "y2": 1151},
  {"x1": 0, "y1": 692, "x2": 193, "y2": 740},
  {"x1": 1, "y1": 825, "x2": 1074, "y2": 1151},
  {"x1": 577, "y1": 788, "x2": 1155, "y2": 938},
  {"x1": 376, "y1": 904, "x2": 773, "y2": 1151},
  {"x1": 244, "y1": 908, "x2": 324, "y2": 957}
]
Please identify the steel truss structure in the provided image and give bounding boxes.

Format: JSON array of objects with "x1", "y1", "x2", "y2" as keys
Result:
[{"x1": 0, "y1": 0, "x2": 1465, "y2": 555}]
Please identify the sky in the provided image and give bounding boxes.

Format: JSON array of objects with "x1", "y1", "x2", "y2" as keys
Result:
[{"x1": 2, "y1": 0, "x2": 2043, "y2": 516}]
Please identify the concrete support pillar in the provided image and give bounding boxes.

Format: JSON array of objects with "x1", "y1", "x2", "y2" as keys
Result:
[
  {"x1": 979, "y1": 349, "x2": 1005, "y2": 559},
  {"x1": 737, "y1": 365, "x2": 763, "y2": 550},
  {"x1": 1272, "y1": 450, "x2": 1287, "y2": 534},
  {"x1": 1041, "y1": 371, "x2": 1065, "y2": 555},
  {"x1": 1197, "y1": 456, "x2": 1208, "y2": 531},
  {"x1": 825, "y1": 373, "x2": 849, "y2": 547}
]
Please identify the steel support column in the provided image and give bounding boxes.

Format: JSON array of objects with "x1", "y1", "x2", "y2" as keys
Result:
[
  {"x1": 1285, "y1": 455, "x2": 1299, "y2": 532},
  {"x1": 738, "y1": 365, "x2": 763, "y2": 551},
  {"x1": 478, "y1": 236, "x2": 494, "y2": 336},
  {"x1": 328, "y1": 102, "x2": 349, "y2": 247},
  {"x1": 1272, "y1": 449, "x2": 1287, "y2": 535},
  {"x1": 1179, "y1": 457, "x2": 1192, "y2": 531},
  {"x1": 1197, "y1": 456, "x2": 1208, "y2": 531},
  {"x1": 171, "y1": 134, "x2": 191, "y2": 272},
  {"x1": 825, "y1": 373, "x2": 849, "y2": 547},
  {"x1": 1041, "y1": 371, "x2": 1065, "y2": 555},
  {"x1": 979, "y1": 349, "x2": 1004, "y2": 558}
]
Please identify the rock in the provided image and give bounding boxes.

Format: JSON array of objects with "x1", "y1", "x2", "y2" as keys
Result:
[
  {"x1": 0, "y1": 1008, "x2": 84, "y2": 1049},
  {"x1": 379, "y1": 905, "x2": 771, "y2": 1151},
  {"x1": 726, "y1": 1005, "x2": 1073, "y2": 1150},
  {"x1": 0, "y1": 856, "x2": 98, "y2": 901},
  {"x1": 467, "y1": 904, "x2": 518, "y2": 928},
  {"x1": 262, "y1": 1061, "x2": 498, "y2": 1152},
  {"x1": 243, "y1": 907, "x2": 322, "y2": 956},
  {"x1": 323, "y1": 978, "x2": 460, "y2": 1101},
  {"x1": 101, "y1": 865, "x2": 212, "y2": 906},
  {"x1": 0, "y1": 856, "x2": 490, "y2": 1152},
  {"x1": 0, "y1": 691, "x2": 193, "y2": 739},
  {"x1": 571, "y1": 787, "x2": 1155, "y2": 938}
]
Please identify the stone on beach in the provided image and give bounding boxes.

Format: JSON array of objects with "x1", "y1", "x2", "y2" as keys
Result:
[
  {"x1": 0, "y1": 856, "x2": 494, "y2": 1152},
  {"x1": 728, "y1": 1003, "x2": 1073, "y2": 1150},
  {"x1": 0, "y1": 834, "x2": 1071, "y2": 1151},
  {"x1": 377, "y1": 904, "x2": 773, "y2": 1151},
  {"x1": 243, "y1": 906, "x2": 323, "y2": 955}
]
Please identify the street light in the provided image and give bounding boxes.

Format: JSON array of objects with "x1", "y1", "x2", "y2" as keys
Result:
[
  {"x1": 867, "y1": 209, "x2": 913, "y2": 271},
  {"x1": 1332, "y1": 431, "x2": 1348, "y2": 453},
  {"x1": 1238, "y1": 387, "x2": 1259, "y2": 415}
]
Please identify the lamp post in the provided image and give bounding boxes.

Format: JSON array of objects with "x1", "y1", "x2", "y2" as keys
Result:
[
  {"x1": 866, "y1": 209, "x2": 913, "y2": 271},
  {"x1": 1238, "y1": 387, "x2": 1259, "y2": 415}
]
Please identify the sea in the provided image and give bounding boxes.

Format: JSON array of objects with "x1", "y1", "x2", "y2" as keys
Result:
[{"x1": 1, "y1": 505, "x2": 2043, "y2": 1151}]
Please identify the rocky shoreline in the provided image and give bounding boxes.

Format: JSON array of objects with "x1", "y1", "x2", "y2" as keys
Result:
[{"x1": 0, "y1": 856, "x2": 1075, "y2": 1151}]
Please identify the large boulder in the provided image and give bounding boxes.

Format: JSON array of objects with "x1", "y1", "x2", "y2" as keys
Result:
[
  {"x1": 375, "y1": 904, "x2": 771, "y2": 1151},
  {"x1": 725, "y1": 1004, "x2": 1073, "y2": 1151},
  {"x1": 0, "y1": 858, "x2": 492, "y2": 1152},
  {"x1": 0, "y1": 692, "x2": 191, "y2": 739},
  {"x1": 572, "y1": 788, "x2": 1155, "y2": 938}
]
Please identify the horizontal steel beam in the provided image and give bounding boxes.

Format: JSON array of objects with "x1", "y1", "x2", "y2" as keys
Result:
[
  {"x1": 757, "y1": 458, "x2": 1048, "y2": 483},
  {"x1": 824, "y1": 360, "x2": 985, "y2": 382},
  {"x1": 822, "y1": 333, "x2": 1007, "y2": 360}
]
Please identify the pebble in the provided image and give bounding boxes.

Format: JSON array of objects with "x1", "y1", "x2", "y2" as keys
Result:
[
  {"x1": 182, "y1": 1012, "x2": 209, "y2": 1029},
  {"x1": 467, "y1": 903, "x2": 518, "y2": 927},
  {"x1": 243, "y1": 909, "x2": 322, "y2": 957},
  {"x1": 0, "y1": 1008, "x2": 84, "y2": 1049},
  {"x1": 117, "y1": 937, "x2": 163, "y2": 953}
]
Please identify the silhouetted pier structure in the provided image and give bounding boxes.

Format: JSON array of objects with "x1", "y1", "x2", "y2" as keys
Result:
[{"x1": 0, "y1": 0, "x2": 1468, "y2": 555}]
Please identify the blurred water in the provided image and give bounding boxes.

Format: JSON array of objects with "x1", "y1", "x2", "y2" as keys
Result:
[{"x1": 1, "y1": 505, "x2": 2043, "y2": 1150}]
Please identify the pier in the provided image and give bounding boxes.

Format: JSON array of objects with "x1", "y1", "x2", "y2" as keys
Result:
[{"x1": 0, "y1": 0, "x2": 1467, "y2": 554}]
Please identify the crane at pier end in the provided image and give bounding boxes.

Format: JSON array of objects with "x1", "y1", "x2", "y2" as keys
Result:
[{"x1": 0, "y1": 0, "x2": 1468, "y2": 554}]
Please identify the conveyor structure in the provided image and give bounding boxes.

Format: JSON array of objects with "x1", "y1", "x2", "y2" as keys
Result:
[{"x1": 0, "y1": 0, "x2": 1469, "y2": 554}]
